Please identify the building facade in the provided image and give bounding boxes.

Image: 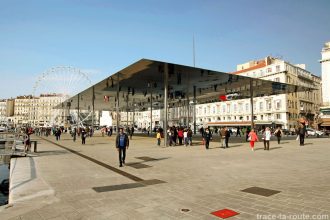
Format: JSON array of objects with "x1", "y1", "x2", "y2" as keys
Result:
[
  {"x1": 11, "y1": 94, "x2": 66, "y2": 127},
  {"x1": 320, "y1": 41, "x2": 330, "y2": 107},
  {"x1": 200, "y1": 56, "x2": 322, "y2": 129},
  {"x1": 318, "y1": 41, "x2": 330, "y2": 129},
  {"x1": 31, "y1": 94, "x2": 66, "y2": 127},
  {"x1": 0, "y1": 99, "x2": 6, "y2": 123}
]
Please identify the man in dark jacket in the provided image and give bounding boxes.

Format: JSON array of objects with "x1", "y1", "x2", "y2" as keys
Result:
[
  {"x1": 203, "y1": 128, "x2": 212, "y2": 149},
  {"x1": 224, "y1": 127, "x2": 230, "y2": 148},
  {"x1": 297, "y1": 123, "x2": 307, "y2": 146},
  {"x1": 116, "y1": 128, "x2": 129, "y2": 167}
]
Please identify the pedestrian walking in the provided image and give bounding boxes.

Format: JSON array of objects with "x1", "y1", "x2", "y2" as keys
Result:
[
  {"x1": 203, "y1": 128, "x2": 212, "y2": 149},
  {"x1": 220, "y1": 127, "x2": 226, "y2": 148},
  {"x1": 72, "y1": 127, "x2": 77, "y2": 142},
  {"x1": 236, "y1": 127, "x2": 241, "y2": 137},
  {"x1": 178, "y1": 128, "x2": 183, "y2": 145},
  {"x1": 248, "y1": 129, "x2": 259, "y2": 151},
  {"x1": 81, "y1": 129, "x2": 87, "y2": 145},
  {"x1": 224, "y1": 127, "x2": 230, "y2": 148},
  {"x1": 274, "y1": 127, "x2": 283, "y2": 144},
  {"x1": 246, "y1": 127, "x2": 251, "y2": 142},
  {"x1": 24, "y1": 134, "x2": 31, "y2": 153},
  {"x1": 156, "y1": 129, "x2": 161, "y2": 146},
  {"x1": 297, "y1": 123, "x2": 307, "y2": 146},
  {"x1": 187, "y1": 128, "x2": 193, "y2": 146},
  {"x1": 130, "y1": 126, "x2": 134, "y2": 140},
  {"x1": 183, "y1": 129, "x2": 188, "y2": 146},
  {"x1": 263, "y1": 127, "x2": 271, "y2": 150},
  {"x1": 116, "y1": 128, "x2": 129, "y2": 167}
]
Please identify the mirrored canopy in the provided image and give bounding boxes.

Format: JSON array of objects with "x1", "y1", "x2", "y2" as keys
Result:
[{"x1": 56, "y1": 59, "x2": 314, "y2": 111}]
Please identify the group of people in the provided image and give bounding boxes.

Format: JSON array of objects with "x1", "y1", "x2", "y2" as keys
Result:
[
  {"x1": 199, "y1": 125, "x2": 309, "y2": 151},
  {"x1": 165, "y1": 126, "x2": 193, "y2": 147},
  {"x1": 202, "y1": 127, "x2": 231, "y2": 149},
  {"x1": 23, "y1": 122, "x2": 311, "y2": 168},
  {"x1": 100, "y1": 126, "x2": 113, "y2": 137}
]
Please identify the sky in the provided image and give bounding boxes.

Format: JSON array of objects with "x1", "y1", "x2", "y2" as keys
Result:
[{"x1": 1, "y1": 0, "x2": 329, "y2": 99}]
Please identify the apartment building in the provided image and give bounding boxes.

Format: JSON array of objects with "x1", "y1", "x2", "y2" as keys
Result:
[
  {"x1": 0, "y1": 99, "x2": 6, "y2": 123},
  {"x1": 198, "y1": 56, "x2": 322, "y2": 129},
  {"x1": 11, "y1": 94, "x2": 66, "y2": 127},
  {"x1": 318, "y1": 41, "x2": 330, "y2": 129}
]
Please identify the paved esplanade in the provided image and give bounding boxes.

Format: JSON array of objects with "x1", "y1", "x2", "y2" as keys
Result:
[{"x1": 1, "y1": 133, "x2": 330, "y2": 219}]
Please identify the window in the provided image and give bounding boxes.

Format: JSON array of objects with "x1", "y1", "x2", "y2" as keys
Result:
[
  {"x1": 233, "y1": 104, "x2": 237, "y2": 112},
  {"x1": 267, "y1": 68, "x2": 272, "y2": 73},
  {"x1": 222, "y1": 105, "x2": 226, "y2": 113},
  {"x1": 261, "y1": 115, "x2": 264, "y2": 120},
  {"x1": 239, "y1": 103, "x2": 243, "y2": 113},
  {"x1": 276, "y1": 65, "x2": 281, "y2": 72},
  {"x1": 276, "y1": 114, "x2": 281, "y2": 119},
  {"x1": 274, "y1": 77, "x2": 280, "y2": 82},
  {"x1": 266, "y1": 100, "x2": 272, "y2": 111},
  {"x1": 275, "y1": 100, "x2": 281, "y2": 110},
  {"x1": 260, "y1": 70, "x2": 264, "y2": 77},
  {"x1": 227, "y1": 104, "x2": 230, "y2": 113},
  {"x1": 245, "y1": 103, "x2": 249, "y2": 112},
  {"x1": 212, "y1": 106, "x2": 216, "y2": 114},
  {"x1": 259, "y1": 102, "x2": 264, "y2": 111}
]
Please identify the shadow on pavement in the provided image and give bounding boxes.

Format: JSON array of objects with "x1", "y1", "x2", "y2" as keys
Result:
[{"x1": 36, "y1": 150, "x2": 69, "y2": 156}]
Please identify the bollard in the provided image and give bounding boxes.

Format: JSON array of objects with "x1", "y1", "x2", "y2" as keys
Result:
[{"x1": 33, "y1": 141, "x2": 37, "y2": 152}]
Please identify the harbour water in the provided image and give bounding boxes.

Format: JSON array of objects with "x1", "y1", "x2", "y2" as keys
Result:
[{"x1": 0, "y1": 155, "x2": 10, "y2": 206}]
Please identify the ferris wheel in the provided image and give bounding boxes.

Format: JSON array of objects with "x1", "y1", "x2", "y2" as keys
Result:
[{"x1": 32, "y1": 66, "x2": 93, "y2": 127}]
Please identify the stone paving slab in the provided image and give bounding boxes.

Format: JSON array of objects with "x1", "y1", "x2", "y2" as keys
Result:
[{"x1": 0, "y1": 133, "x2": 330, "y2": 219}]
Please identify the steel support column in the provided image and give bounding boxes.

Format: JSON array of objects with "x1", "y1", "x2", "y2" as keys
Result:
[
  {"x1": 116, "y1": 73, "x2": 120, "y2": 134},
  {"x1": 77, "y1": 93, "x2": 80, "y2": 129},
  {"x1": 92, "y1": 86, "x2": 95, "y2": 131},
  {"x1": 193, "y1": 85, "x2": 197, "y2": 134},
  {"x1": 164, "y1": 64, "x2": 168, "y2": 147},
  {"x1": 126, "y1": 95, "x2": 129, "y2": 127},
  {"x1": 250, "y1": 79, "x2": 254, "y2": 129},
  {"x1": 150, "y1": 84, "x2": 153, "y2": 136}
]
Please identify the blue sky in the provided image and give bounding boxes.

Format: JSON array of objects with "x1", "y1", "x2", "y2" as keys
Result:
[{"x1": 1, "y1": 0, "x2": 329, "y2": 99}]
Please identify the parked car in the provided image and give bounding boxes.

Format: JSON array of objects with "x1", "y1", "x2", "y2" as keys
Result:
[{"x1": 306, "y1": 128, "x2": 324, "y2": 137}]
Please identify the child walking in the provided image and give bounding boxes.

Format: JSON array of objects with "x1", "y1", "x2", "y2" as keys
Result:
[{"x1": 248, "y1": 129, "x2": 259, "y2": 151}]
